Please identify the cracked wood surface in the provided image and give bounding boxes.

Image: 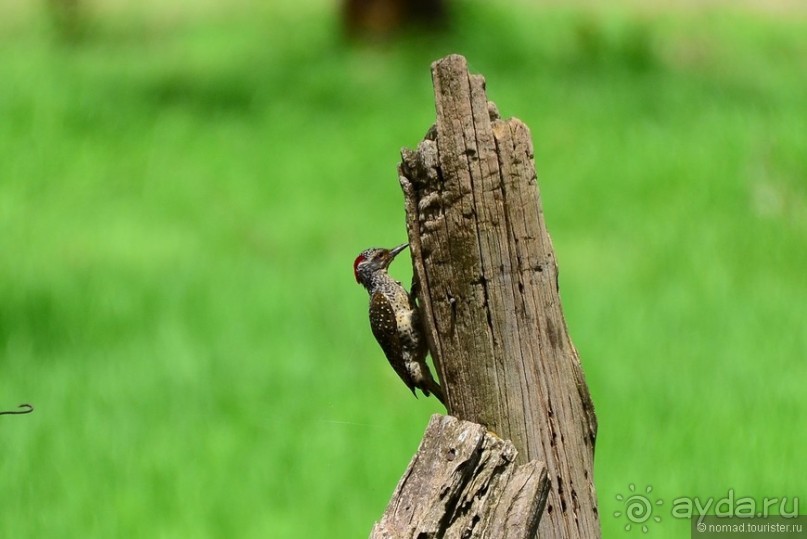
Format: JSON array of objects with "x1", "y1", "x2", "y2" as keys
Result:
[
  {"x1": 370, "y1": 414, "x2": 549, "y2": 539},
  {"x1": 398, "y1": 55, "x2": 599, "y2": 538}
]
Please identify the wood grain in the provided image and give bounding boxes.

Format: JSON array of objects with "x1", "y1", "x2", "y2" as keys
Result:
[
  {"x1": 370, "y1": 414, "x2": 549, "y2": 539},
  {"x1": 398, "y1": 54, "x2": 599, "y2": 538}
]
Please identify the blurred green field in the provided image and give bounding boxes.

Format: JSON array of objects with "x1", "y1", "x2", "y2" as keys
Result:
[{"x1": 1, "y1": 1, "x2": 805, "y2": 537}]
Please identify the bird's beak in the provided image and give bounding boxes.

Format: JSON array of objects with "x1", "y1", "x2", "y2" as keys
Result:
[{"x1": 389, "y1": 243, "x2": 409, "y2": 259}]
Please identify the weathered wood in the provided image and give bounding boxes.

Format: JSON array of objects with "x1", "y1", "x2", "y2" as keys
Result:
[
  {"x1": 370, "y1": 414, "x2": 549, "y2": 539},
  {"x1": 398, "y1": 55, "x2": 599, "y2": 537}
]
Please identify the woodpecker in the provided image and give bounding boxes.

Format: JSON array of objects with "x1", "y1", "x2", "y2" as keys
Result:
[{"x1": 354, "y1": 243, "x2": 445, "y2": 405}]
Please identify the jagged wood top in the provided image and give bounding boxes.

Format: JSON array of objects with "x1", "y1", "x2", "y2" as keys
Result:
[{"x1": 370, "y1": 414, "x2": 549, "y2": 539}]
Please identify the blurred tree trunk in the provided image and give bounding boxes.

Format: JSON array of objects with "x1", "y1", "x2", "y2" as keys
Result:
[
  {"x1": 45, "y1": 0, "x2": 86, "y2": 43},
  {"x1": 342, "y1": 0, "x2": 448, "y2": 39}
]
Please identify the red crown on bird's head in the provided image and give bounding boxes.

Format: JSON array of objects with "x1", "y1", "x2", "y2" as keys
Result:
[{"x1": 353, "y1": 252, "x2": 368, "y2": 283}]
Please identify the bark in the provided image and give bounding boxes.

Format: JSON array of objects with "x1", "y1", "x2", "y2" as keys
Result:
[
  {"x1": 397, "y1": 54, "x2": 600, "y2": 538},
  {"x1": 370, "y1": 414, "x2": 550, "y2": 539}
]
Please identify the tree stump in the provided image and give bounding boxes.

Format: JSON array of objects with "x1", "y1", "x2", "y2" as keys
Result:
[
  {"x1": 370, "y1": 414, "x2": 549, "y2": 538},
  {"x1": 387, "y1": 54, "x2": 600, "y2": 538}
]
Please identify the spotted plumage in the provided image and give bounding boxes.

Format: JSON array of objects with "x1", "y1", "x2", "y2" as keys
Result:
[{"x1": 354, "y1": 244, "x2": 445, "y2": 405}]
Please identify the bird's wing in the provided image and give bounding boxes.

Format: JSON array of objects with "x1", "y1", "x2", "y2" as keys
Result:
[{"x1": 369, "y1": 292, "x2": 416, "y2": 395}]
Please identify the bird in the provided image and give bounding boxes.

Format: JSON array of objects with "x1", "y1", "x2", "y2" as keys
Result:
[{"x1": 354, "y1": 243, "x2": 445, "y2": 405}]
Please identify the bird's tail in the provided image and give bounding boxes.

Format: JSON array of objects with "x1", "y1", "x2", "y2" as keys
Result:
[{"x1": 423, "y1": 378, "x2": 446, "y2": 407}]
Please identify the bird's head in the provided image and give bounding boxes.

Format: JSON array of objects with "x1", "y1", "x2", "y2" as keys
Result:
[{"x1": 353, "y1": 243, "x2": 408, "y2": 287}]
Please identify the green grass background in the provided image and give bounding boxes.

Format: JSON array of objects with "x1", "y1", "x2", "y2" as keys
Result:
[{"x1": 1, "y1": 1, "x2": 805, "y2": 537}]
